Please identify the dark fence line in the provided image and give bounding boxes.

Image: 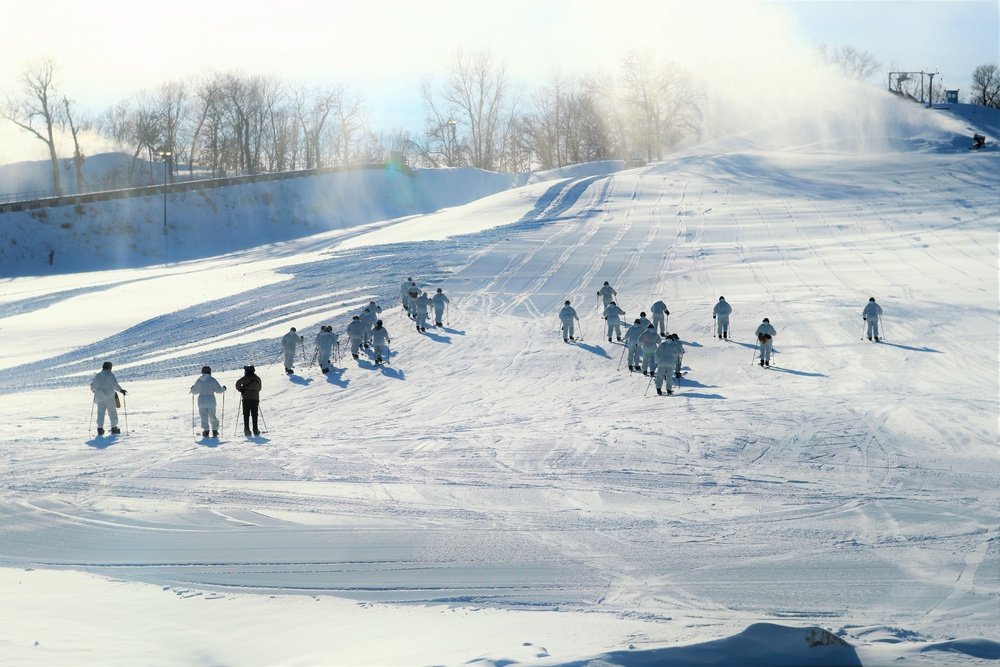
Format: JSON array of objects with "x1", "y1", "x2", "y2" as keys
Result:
[{"x1": 0, "y1": 161, "x2": 414, "y2": 214}]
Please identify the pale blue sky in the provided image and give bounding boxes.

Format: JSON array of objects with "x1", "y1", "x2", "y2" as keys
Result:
[{"x1": 1, "y1": 0, "x2": 996, "y2": 162}]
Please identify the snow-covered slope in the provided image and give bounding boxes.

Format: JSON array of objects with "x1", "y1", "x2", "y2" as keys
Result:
[{"x1": 0, "y1": 104, "x2": 997, "y2": 666}]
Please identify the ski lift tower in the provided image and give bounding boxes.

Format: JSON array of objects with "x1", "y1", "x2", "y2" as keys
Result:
[{"x1": 888, "y1": 70, "x2": 926, "y2": 102}]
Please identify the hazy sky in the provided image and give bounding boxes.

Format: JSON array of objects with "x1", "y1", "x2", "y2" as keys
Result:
[{"x1": 1, "y1": 0, "x2": 997, "y2": 163}]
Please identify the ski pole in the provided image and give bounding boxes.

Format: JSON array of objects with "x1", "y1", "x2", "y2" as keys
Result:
[
  {"x1": 751, "y1": 340, "x2": 759, "y2": 365},
  {"x1": 191, "y1": 395, "x2": 196, "y2": 436},
  {"x1": 259, "y1": 404, "x2": 268, "y2": 434},
  {"x1": 878, "y1": 313, "x2": 885, "y2": 341},
  {"x1": 268, "y1": 349, "x2": 283, "y2": 368},
  {"x1": 234, "y1": 399, "x2": 242, "y2": 437},
  {"x1": 644, "y1": 371, "x2": 654, "y2": 397},
  {"x1": 616, "y1": 345, "x2": 627, "y2": 371},
  {"x1": 122, "y1": 394, "x2": 129, "y2": 435},
  {"x1": 221, "y1": 389, "x2": 226, "y2": 436},
  {"x1": 89, "y1": 400, "x2": 94, "y2": 437},
  {"x1": 862, "y1": 319, "x2": 867, "y2": 340}
]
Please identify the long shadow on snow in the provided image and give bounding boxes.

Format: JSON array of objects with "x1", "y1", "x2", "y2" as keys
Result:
[
  {"x1": 573, "y1": 342, "x2": 612, "y2": 359},
  {"x1": 878, "y1": 341, "x2": 942, "y2": 353},
  {"x1": 675, "y1": 391, "x2": 726, "y2": 400},
  {"x1": 85, "y1": 435, "x2": 118, "y2": 449},
  {"x1": 766, "y1": 366, "x2": 827, "y2": 378}
]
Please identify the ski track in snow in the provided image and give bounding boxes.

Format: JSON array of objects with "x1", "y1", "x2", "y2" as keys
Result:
[{"x1": 0, "y1": 140, "x2": 997, "y2": 663}]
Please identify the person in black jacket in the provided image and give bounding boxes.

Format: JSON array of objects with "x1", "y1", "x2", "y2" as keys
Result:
[{"x1": 235, "y1": 365, "x2": 262, "y2": 436}]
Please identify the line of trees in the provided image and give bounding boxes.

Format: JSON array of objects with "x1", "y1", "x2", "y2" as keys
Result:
[
  {"x1": 1, "y1": 50, "x2": 706, "y2": 194},
  {"x1": 3, "y1": 51, "x2": 998, "y2": 197}
]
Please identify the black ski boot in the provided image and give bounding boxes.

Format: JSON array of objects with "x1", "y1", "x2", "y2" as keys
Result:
[
  {"x1": 352, "y1": 353, "x2": 359, "y2": 359},
  {"x1": 760, "y1": 359, "x2": 765, "y2": 367},
  {"x1": 211, "y1": 430, "x2": 219, "y2": 438},
  {"x1": 765, "y1": 360, "x2": 770, "y2": 367},
  {"x1": 656, "y1": 387, "x2": 663, "y2": 395},
  {"x1": 667, "y1": 389, "x2": 673, "y2": 395},
  {"x1": 97, "y1": 428, "x2": 105, "y2": 436},
  {"x1": 202, "y1": 430, "x2": 210, "y2": 437},
  {"x1": 322, "y1": 367, "x2": 329, "y2": 374},
  {"x1": 111, "y1": 426, "x2": 121, "y2": 434},
  {"x1": 723, "y1": 331, "x2": 727, "y2": 339},
  {"x1": 245, "y1": 428, "x2": 252, "y2": 437}
]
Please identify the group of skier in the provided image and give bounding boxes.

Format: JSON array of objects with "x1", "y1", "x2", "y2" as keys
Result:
[
  {"x1": 557, "y1": 282, "x2": 886, "y2": 391},
  {"x1": 87, "y1": 277, "x2": 455, "y2": 438},
  {"x1": 87, "y1": 276, "x2": 886, "y2": 434}
]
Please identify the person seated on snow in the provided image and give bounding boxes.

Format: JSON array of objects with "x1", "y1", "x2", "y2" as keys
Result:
[
  {"x1": 603, "y1": 301, "x2": 626, "y2": 342},
  {"x1": 90, "y1": 361, "x2": 126, "y2": 436},
  {"x1": 597, "y1": 281, "x2": 618, "y2": 308},
  {"x1": 559, "y1": 300, "x2": 580, "y2": 342},
  {"x1": 862, "y1": 297, "x2": 883, "y2": 342},
  {"x1": 651, "y1": 299, "x2": 670, "y2": 337},
  {"x1": 623, "y1": 319, "x2": 644, "y2": 371},
  {"x1": 713, "y1": 296, "x2": 732, "y2": 340},
  {"x1": 235, "y1": 365, "x2": 262, "y2": 436},
  {"x1": 755, "y1": 318, "x2": 777, "y2": 367},
  {"x1": 190, "y1": 366, "x2": 226, "y2": 438},
  {"x1": 432, "y1": 288, "x2": 450, "y2": 327}
]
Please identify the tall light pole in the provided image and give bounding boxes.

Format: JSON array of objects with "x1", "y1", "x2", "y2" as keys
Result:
[
  {"x1": 447, "y1": 120, "x2": 457, "y2": 167},
  {"x1": 156, "y1": 150, "x2": 172, "y2": 265}
]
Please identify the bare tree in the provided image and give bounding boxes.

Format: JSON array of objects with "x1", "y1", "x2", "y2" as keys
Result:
[
  {"x1": 621, "y1": 51, "x2": 702, "y2": 162},
  {"x1": 61, "y1": 97, "x2": 88, "y2": 193},
  {"x1": 971, "y1": 63, "x2": 1000, "y2": 109},
  {"x1": 819, "y1": 43, "x2": 881, "y2": 81},
  {"x1": 437, "y1": 49, "x2": 517, "y2": 171},
  {"x1": 1, "y1": 56, "x2": 64, "y2": 195},
  {"x1": 331, "y1": 85, "x2": 367, "y2": 166}
]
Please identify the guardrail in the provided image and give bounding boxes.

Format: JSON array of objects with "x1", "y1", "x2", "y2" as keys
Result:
[{"x1": 0, "y1": 161, "x2": 414, "y2": 214}]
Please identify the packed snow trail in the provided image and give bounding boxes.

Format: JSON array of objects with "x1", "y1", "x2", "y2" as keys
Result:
[{"x1": 0, "y1": 139, "x2": 996, "y2": 663}]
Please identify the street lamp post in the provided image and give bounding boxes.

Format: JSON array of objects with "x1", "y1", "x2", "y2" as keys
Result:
[
  {"x1": 446, "y1": 120, "x2": 457, "y2": 167},
  {"x1": 157, "y1": 150, "x2": 172, "y2": 265}
]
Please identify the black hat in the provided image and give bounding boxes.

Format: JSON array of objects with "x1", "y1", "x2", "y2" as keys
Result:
[
  {"x1": 102, "y1": 361, "x2": 112, "y2": 370},
  {"x1": 603, "y1": 281, "x2": 609, "y2": 285},
  {"x1": 437, "y1": 288, "x2": 442, "y2": 292},
  {"x1": 610, "y1": 301, "x2": 616, "y2": 306},
  {"x1": 647, "y1": 324, "x2": 654, "y2": 328},
  {"x1": 719, "y1": 296, "x2": 725, "y2": 300},
  {"x1": 564, "y1": 300, "x2": 570, "y2": 305},
  {"x1": 244, "y1": 365, "x2": 255, "y2": 374},
  {"x1": 634, "y1": 319, "x2": 640, "y2": 324},
  {"x1": 869, "y1": 297, "x2": 875, "y2": 301},
  {"x1": 202, "y1": 366, "x2": 211, "y2": 374},
  {"x1": 376, "y1": 319, "x2": 383, "y2": 326},
  {"x1": 290, "y1": 327, "x2": 296, "y2": 332},
  {"x1": 763, "y1": 318, "x2": 769, "y2": 323},
  {"x1": 640, "y1": 311, "x2": 646, "y2": 317},
  {"x1": 353, "y1": 315, "x2": 360, "y2": 320}
]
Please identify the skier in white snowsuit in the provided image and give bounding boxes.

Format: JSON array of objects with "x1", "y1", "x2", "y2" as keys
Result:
[
  {"x1": 862, "y1": 297, "x2": 883, "y2": 342},
  {"x1": 755, "y1": 318, "x2": 777, "y2": 366},
  {"x1": 315, "y1": 326, "x2": 339, "y2": 373},
  {"x1": 559, "y1": 300, "x2": 580, "y2": 342},
  {"x1": 281, "y1": 327, "x2": 303, "y2": 374},
  {"x1": 90, "y1": 361, "x2": 126, "y2": 435},
  {"x1": 597, "y1": 281, "x2": 617, "y2": 308},
  {"x1": 603, "y1": 302, "x2": 626, "y2": 341},
  {"x1": 371, "y1": 320, "x2": 391, "y2": 364},
  {"x1": 359, "y1": 308, "x2": 378, "y2": 347},
  {"x1": 713, "y1": 296, "x2": 732, "y2": 339},
  {"x1": 400, "y1": 278, "x2": 415, "y2": 309},
  {"x1": 637, "y1": 311, "x2": 651, "y2": 331},
  {"x1": 364, "y1": 301, "x2": 383, "y2": 318},
  {"x1": 638, "y1": 325, "x2": 661, "y2": 375},
  {"x1": 432, "y1": 288, "x2": 450, "y2": 326},
  {"x1": 415, "y1": 292, "x2": 433, "y2": 332},
  {"x1": 623, "y1": 319, "x2": 644, "y2": 371},
  {"x1": 654, "y1": 335, "x2": 685, "y2": 395},
  {"x1": 346, "y1": 316, "x2": 365, "y2": 360},
  {"x1": 651, "y1": 300, "x2": 669, "y2": 336},
  {"x1": 406, "y1": 284, "x2": 420, "y2": 318},
  {"x1": 190, "y1": 366, "x2": 226, "y2": 438}
]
